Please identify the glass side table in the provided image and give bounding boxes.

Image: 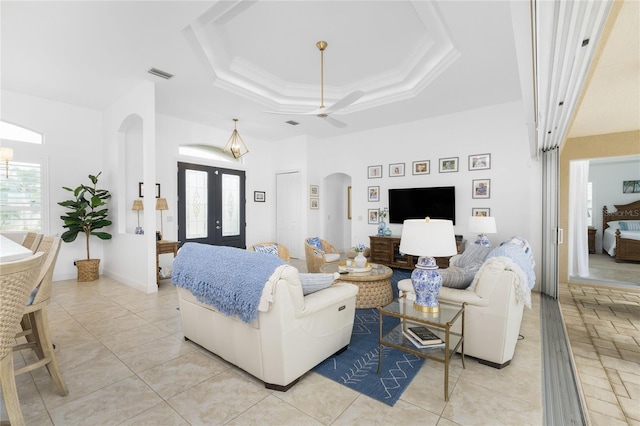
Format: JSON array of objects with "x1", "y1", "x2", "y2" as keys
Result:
[{"x1": 377, "y1": 296, "x2": 466, "y2": 401}]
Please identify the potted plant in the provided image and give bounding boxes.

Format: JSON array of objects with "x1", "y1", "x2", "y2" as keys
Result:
[{"x1": 58, "y1": 172, "x2": 112, "y2": 282}]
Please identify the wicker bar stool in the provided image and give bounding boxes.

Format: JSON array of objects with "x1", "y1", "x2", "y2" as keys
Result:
[
  {"x1": 21, "y1": 232, "x2": 43, "y2": 252},
  {"x1": 14, "y1": 236, "x2": 68, "y2": 397},
  {"x1": 0, "y1": 252, "x2": 45, "y2": 426}
]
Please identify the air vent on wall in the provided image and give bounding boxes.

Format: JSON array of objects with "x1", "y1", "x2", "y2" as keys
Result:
[
  {"x1": 286, "y1": 120, "x2": 299, "y2": 126},
  {"x1": 147, "y1": 68, "x2": 174, "y2": 80}
]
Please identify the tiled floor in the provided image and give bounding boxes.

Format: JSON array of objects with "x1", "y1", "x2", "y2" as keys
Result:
[
  {"x1": 3, "y1": 276, "x2": 543, "y2": 425},
  {"x1": 559, "y1": 282, "x2": 640, "y2": 426}
]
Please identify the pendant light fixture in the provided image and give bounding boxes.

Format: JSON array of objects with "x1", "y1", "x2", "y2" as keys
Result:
[{"x1": 223, "y1": 118, "x2": 249, "y2": 159}]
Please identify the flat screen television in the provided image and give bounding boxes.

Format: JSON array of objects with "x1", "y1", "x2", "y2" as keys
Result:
[{"x1": 388, "y1": 186, "x2": 456, "y2": 224}]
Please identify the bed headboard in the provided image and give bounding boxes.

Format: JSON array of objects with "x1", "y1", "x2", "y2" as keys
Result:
[{"x1": 603, "y1": 200, "x2": 640, "y2": 230}]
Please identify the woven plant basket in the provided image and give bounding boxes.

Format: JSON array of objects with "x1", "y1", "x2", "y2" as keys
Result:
[{"x1": 76, "y1": 259, "x2": 100, "y2": 282}]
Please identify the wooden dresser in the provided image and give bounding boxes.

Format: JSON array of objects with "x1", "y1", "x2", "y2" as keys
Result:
[{"x1": 369, "y1": 235, "x2": 466, "y2": 270}]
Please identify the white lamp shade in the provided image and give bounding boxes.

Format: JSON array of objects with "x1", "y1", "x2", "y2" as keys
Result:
[
  {"x1": 468, "y1": 216, "x2": 497, "y2": 234},
  {"x1": 0, "y1": 147, "x2": 14, "y2": 162},
  {"x1": 399, "y1": 219, "x2": 457, "y2": 257}
]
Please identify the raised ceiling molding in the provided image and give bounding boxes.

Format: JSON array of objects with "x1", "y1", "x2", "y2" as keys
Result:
[{"x1": 184, "y1": 0, "x2": 460, "y2": 114}]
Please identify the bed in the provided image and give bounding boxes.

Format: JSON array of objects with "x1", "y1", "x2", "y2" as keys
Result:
[{"x1": 602, "y1": 200, "x2": 640, "y2": 263}]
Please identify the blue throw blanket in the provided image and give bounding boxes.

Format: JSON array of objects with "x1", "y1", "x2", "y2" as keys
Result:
[
  {"x1": 486, "y1": 237, "x2": 536, "y2": 289},
  {"x1": 172, "y1": 243, "x2": 286, "y2": 323}
]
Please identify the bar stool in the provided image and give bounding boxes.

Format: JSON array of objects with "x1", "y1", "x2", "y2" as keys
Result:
[{"x1": 0, "y1": 252, "x2": 45, "y2": 426}]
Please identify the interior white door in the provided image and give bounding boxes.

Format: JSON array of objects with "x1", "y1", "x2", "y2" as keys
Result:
[{"x1": 276, "y1": 172, "x2": 302, "y2": 258}]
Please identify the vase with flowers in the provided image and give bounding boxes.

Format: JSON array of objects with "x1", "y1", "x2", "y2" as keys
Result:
[
  {"x1": 354, "y1": 243, "x2": 367, "y2": 268},
  {"x1": 377, "y1": 207, "x2": 389, "y2": 236}
]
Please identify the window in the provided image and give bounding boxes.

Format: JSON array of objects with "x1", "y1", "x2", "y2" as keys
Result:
[{"x1": 0, "y1": 161, "x2": 43, "y2": 232}]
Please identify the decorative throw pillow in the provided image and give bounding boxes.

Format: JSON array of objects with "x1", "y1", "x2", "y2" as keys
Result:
[
  {"x1": 452, "y1": 243, "x2": 491, "y2": 268},
  {"x1": 606, "y1": 221, "x2": 622, "y2": 230},
  {"x1": 299, "y1": 272, "x2": 339, "y2": 295},
  {"x1": 253, "y1": 244, "x2": 279, "y2": 257},
  {"x1": 307, "y1": 237, "x2": 324, "y2": 252},
  {"x1": 440, "y1": 266, "x2": 479, "y2": 289},
  {"x1": 619, "y1": 221, "x2": 640, "y2": 231}
]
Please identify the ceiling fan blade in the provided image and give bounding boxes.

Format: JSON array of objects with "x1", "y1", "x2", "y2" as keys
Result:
[
  {"x1": 324, "y1": 90, "x2": 365, "y2": 114},
  {"x1": 264, "y1": 108, "x2": 323, "y2": 116},
  {"x1": 322, "y1": 115, "x2": 348, "y2": 128}
]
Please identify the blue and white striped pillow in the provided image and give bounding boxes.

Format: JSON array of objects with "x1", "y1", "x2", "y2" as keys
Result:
[
  {"x1": 619, "y1": 221, "x2": 640, "y2": 231},
  {"x1": 299, "y1": 273, "x2": 337, "y2": 295}
]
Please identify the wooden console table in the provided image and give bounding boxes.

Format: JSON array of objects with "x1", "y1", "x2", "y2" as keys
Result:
[
  {"x1": 156, "y1": 240, "x2": 179, "y2": 284},
  {"x1": 369, "y1": 235, "x2": 466, "y2": 270}
]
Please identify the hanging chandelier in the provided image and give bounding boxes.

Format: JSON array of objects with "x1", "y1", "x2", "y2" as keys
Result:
[{"x1": 223, "y1": 118, "x2": 249, "y2": 159}]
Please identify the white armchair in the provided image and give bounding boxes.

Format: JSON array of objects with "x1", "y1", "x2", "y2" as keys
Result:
[
  {"x1": 398, "y1": 256, "x2": 527, "y2": 368},
  {"x1": 177, "y1": 264, "x2": 359, "y2": 390}
]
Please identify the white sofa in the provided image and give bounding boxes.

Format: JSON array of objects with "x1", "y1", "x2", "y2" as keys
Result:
[
  {"x1": 398, "y1": 244, "x2": 533, "y2": 368},
  {"x1": 176, "y1": 261, "x2": 359, "y2": 390}
]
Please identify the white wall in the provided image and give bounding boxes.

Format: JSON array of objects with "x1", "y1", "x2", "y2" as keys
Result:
[
  {"x1": 304, "y1": 100, "x2": 543, "y2": 288},
  {"x1": 589, "y1": 157, "x2": 640, "y2": 252},
  {"x1": 1, "y1": 90, "x2": 104, "y2": 281},
  {"x1": 102, "y1": 81, "x2": 157, "y2": 293}
]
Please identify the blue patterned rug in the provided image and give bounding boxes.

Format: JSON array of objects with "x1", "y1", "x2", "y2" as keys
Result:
[{"x1": 313, "y1": 269, "x2": 422, "y2": 406}]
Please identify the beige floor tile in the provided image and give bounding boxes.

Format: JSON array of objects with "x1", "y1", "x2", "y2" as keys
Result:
[
  {"x1": 119, "y1": 401, "x2": 189, "y2": 426},
  {"x1": 98, "y1": 323, "x2": 171, "y2": 355},
  {"x1": 334, "y1": 394, "x2": 441, "y2": 426},
  {"x1": 116, "y1": 334, "x2": 197, "y2": 374},
  {"x1": 138, "y1": 351, "x2": 229, "y2": 399},
  {"x1": 167, "y1": 370, "x2": 270, "y2": 425},
  {"x1": 273, "y1": 372, "x2": 359, "y2": 425},
  {"x1": 441, "y1": 379, "x2": 542, "y2": 426},
  {"x1": 82, "y1": 312, "x2": 152, "y2": 339},
  {"x1": 48, "y1": 376, "x2": 162, "y2": 425},
  {"x1": 227, "y1": 394, "x2": 323, "y2": 426}
]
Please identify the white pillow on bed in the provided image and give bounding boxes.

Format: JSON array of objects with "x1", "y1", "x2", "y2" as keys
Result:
[{"x1": 606, "y1": 221, "x2": 622, "y2": 230}]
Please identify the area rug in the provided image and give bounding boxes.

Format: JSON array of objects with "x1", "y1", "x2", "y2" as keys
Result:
[{"x1": 313, "y1": 269, "x2": 422, "y2": 406}]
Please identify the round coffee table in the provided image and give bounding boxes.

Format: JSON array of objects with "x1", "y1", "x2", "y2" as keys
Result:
[{"x1": 320, "y1": 263, "x2": 393, "y2": 309}]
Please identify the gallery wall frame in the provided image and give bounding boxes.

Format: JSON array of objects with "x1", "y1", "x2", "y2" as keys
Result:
[
  {"x1": 412, "y1": 160, "x2": 430, "y2": 175},
  {"x1": 368, "y1": 209, "x2": 379, "y2": 224},
  {"x1": 472, "y1": 179, "x2": 491, "y2": 199},
  {"x1": 389, "y1": 163, "x2": 405, "y2": 177},
  {"x1": 368, "y1": 186, "x2": 380, "y2": 202},
  {"x1": 439, "y1": 157, "x2": 459, "y2": 173},
  {"x1": 310, "y1": 198, "x2": 319, "y2": 209},
  {"x1": 310, "y1": 185, "x2": 319, "y2": 197},
  {"x1": 254, "y1": 191, "x2": 265, "y2": 202},
  {"x1": 368, "y1": 165, "x2": 382, "y2": 179},
  {"x1": 469, "y1": 153, "x2": 491, "y2": 171},
  {"x1": 472, "y1": 207, "x2": 491, "y2": 217}
]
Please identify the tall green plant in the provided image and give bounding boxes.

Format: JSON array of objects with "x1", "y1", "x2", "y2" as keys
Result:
[{"x1": 59, "y1": 172, "x2": 112, "y2": 260}]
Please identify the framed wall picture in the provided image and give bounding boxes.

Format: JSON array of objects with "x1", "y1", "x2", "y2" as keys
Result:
[
  {"x1": 412, "y1": 160, "x2": 430, "y2": 175},
  {"x1": 472, "y1": 179, "x2": 491, "y2": 199},
  {"x1": 368, "y1": 209, "x2": 379, "y2": 224},
  {"x1": 389, "y1": 163, "x2": 405, "y2": 177},
  {"x1": 472, "y1": 207, "x2": 491, "y2": 217},
  {"x1": 310, "y1": 198, "x2": 319, "y2": 209},
  {"x1": 439, "y1": 157, "x2": 459, "y2": 173},
  {"x1": 368, "y1": 186, "x2": 380, "y2": 202},
  {"x1": 310, "y1": 185, "x2": 319, "y2": 197},
  {"x1": 469, "y1": 153, "x2": 491, "y2": 171},
  {"x1": 254, "y1": 191, "x2": 265, "y2": 202},
  {"x1": 347, "y1": 186, "x2": 352, "y2": 220},
  {"x1": 139, "y1": 182, "x2": 161, "y2": 198},
  {"x1": 623, "y1": 180, "x2": 640, "y2": 193},
  {"x1": 368, "y1": 165, "x2": 382, "y2": 179}
]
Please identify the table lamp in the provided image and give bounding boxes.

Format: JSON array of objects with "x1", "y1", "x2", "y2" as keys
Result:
[
  {"x1": 468, "y1": 216, "x2": 497, "y2": 248},
  {"x1": 399, "y1": 218, "x2": 457, "y2": 312},
  {"x1": 156, "y1": 197, "x2": 168, "y2": 240},
  {"x1": 132, "y1": 199, "x2": 144, "y2": 235}
]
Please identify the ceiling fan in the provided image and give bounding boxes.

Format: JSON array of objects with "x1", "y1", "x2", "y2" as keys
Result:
[{"x1": 268, "y1": 41, "x2": 364, "y2": 128}]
